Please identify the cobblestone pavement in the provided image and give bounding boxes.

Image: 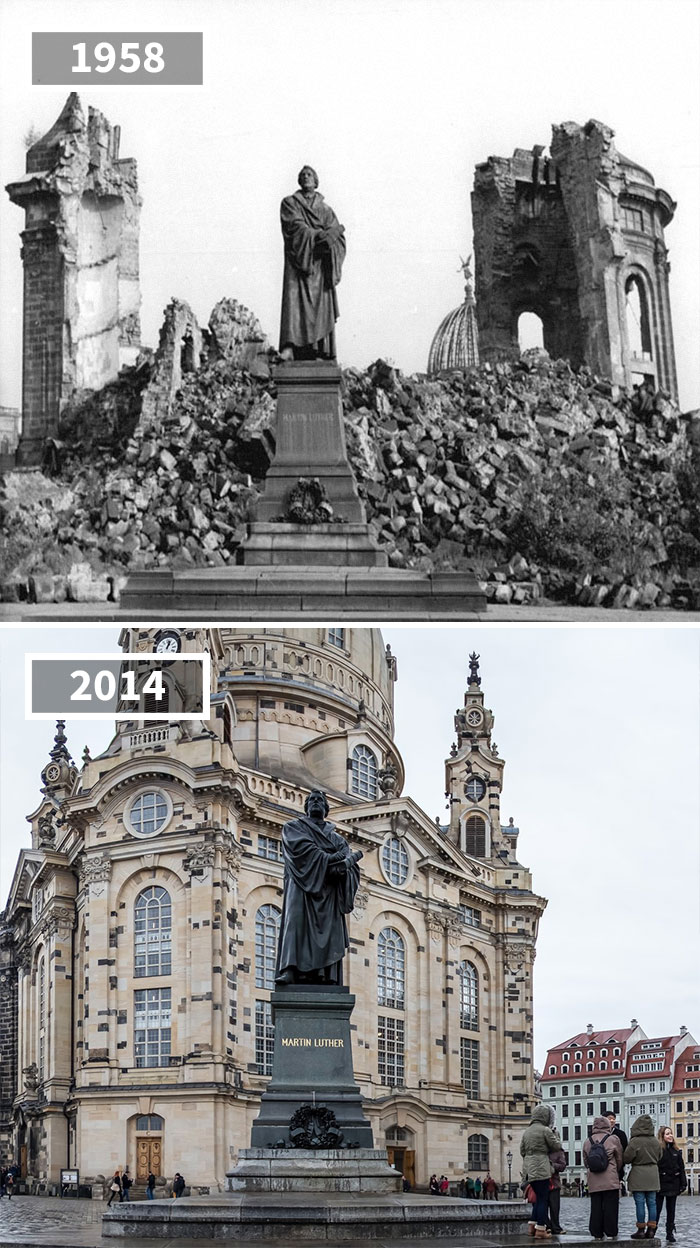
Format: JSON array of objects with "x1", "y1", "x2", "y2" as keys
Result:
[
  {"x1": 0, "y1": 1193, "x2": 697, "y2": 1246},
  {"x1": 2, "y1": 604, "x2": 700, "y2": 623}
]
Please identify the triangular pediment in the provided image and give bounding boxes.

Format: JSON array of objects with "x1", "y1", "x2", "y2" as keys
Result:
[
  {"x1": 6, "y1": 849, "x2": 42, "y2": 912},
  {"x1": 333, "y1": 795, "x2": 481, "y2": 881}
]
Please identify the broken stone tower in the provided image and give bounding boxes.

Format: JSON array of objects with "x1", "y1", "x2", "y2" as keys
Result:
[
  {"x1": 6, "y1": 94, "x2": 141, "y2": 465},
  {"x1": 471, "y1": 119, "x2": 677, "y2": 401}
]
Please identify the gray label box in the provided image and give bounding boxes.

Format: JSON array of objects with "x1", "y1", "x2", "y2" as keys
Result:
[
  {"x1": 32, "y1": 33, "x2": 203, "y2": 86},
  {"x1": 28, "y1": 656, "x2": 208, "y2": 719}
]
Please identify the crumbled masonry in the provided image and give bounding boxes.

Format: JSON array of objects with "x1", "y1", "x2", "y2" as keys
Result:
[{"x1": 1, "y1": 299, "x2": 699, "y2": 608}]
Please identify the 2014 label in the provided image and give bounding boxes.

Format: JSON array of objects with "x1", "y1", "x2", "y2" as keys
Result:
[{"x1": 71, "y1": 668, "x2": 165, "y2": 702}]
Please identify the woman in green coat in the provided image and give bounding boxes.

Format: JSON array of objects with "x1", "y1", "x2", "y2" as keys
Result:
[
  {"x1": 623, "y1": 1114, "x2": 662, "y2": 1239},
  {"x1": 520, "y1": 1105, "x2": 561, "y2": 1240}
]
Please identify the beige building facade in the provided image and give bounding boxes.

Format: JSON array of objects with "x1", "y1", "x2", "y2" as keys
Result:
[{"x1": 1, "y1": 628, "x2": 546, "y2": 1193}]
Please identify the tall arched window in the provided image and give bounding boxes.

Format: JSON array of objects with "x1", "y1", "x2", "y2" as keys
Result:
[
  {"x1": 38, "y1": 958, "x2": 46, "y2": 1081},
  {"x1": 351, "y1": 745, "x2": 378, "y2": 799},
  {"x1": 625, "y1": 274, "x2": 652, "y2": 360},
  {"x1": 459, "y1": 960, "x2": 478, "y2": 1031},
  {"x1": 464, "y1": 814, "x2": 486, "y2": 857},
  {"x1": 255, "y1": 905, "x2": 281, "y2": 990},
  {"x1": 518, "y1": 311, "x2": 544, "y2": 352},
  {"x1": 134, "y1": 887, "x2": 172, "y2": 977},
  {"x1": 377, "y1": 927, "x2": 405, "y2": 1009},
  {"x1": 468, "y1": 1133, "x2": 489, "y2": 1171}
]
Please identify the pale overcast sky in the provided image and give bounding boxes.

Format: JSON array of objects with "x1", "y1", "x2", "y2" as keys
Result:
[
  {"x1": 1, "y1": 623, "x2": 698, "y2": 1070},
  {"x1": 1, "y1": 0, "x2": 698, "y2": 408}
]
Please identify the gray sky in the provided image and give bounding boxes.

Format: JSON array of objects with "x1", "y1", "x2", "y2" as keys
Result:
[
  {"x1": 1, "y1": 0, "x2": 698, "y2": 408},
  {"x1": 1, "y1": 623, "x2": 698, "y2": 1069}
]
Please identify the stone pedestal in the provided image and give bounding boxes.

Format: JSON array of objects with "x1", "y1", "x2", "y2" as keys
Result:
[
  {"x1": 249, "y1": 984, "x2": 373, "y2": 1149},
  {"x1": 228, "y1": 1147, "x2": 401, "y2": 1194}
]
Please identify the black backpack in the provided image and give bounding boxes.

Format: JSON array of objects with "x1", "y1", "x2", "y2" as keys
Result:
[{"x1": 587, "y1": 1133, "x2": 611, "y2": 1173}]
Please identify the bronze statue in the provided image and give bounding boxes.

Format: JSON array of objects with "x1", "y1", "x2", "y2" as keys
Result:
[
  {"x1": 279, "y1": 166, "x2": 346, "y2": 361},
  {"x1": 275, "y1": 789, "x2": 362, "y2": 985}
]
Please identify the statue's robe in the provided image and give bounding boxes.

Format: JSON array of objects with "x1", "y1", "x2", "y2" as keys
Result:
[
  {"x1": 279, "y1": 190, "x2": 346, "y2": 355},
  {"x1": 276, "y1": 814, "x2": 359, "y2": 983}
]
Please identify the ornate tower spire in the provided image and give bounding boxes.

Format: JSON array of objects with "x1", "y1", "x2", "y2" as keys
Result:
[{"x1": 40, "y1": 720, "x2": 77, "y2": 797}]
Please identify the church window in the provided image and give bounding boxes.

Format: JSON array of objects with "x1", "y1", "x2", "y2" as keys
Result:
[
  {"x1": 468, "y1": 1134, "x2": 489, "y2": 1170},
  {"x1": 465, "y1": 776, "x2": 486, "y2": 803},
  {"x1": 377, "y1": 928, "x2": 405, "y2": 1009},
  {"x1": 38, "y1": 958, "x2": 46, "y2": 1081},
  {"x1": 144, "y1": 681, "x2": 170, "y2": 716},
  {"x1": 255, "y1": 1000, "x2": 275, "y2": 1076},
  {"x1": 134, "y1": 988, "x2": 171, "y2": 1067},
  {"x1": 457, "y1": 904, "x2": 481, "y2": 927},
  {"x1": 127, "y1": 790, "x2": 170, "y2": 838},
  {"x1": 459, "y1": 961, "x2": 478, "y2": 1031},
  {"x1": 351, "y1": 744, "x2": 378, "y2": 799},
  {"x1": 134, "y1": 886, "x2": 172, "y2": 978},
  {"x1": 328, "y1": 628, "x2": 345, "y2": 649},
  {"x1": 255, "y1": 905, "x2": 281, "y2": 990},
  {"x1": 378, "y1": 1015, "x2": 404, "y2": 1086},
  {"x1": 381, "y1": 837, "x2": 409, "y2": 887},
  {"x1": 464, "y1": 815, "x2": 486, "y2": 857},
  {"x1": 625, "y1": 274, "x2": 652, "y2": 360},
  {"x1": 461, "y1": 1038, "x2": 480, "y2": 1097},
  {"x1": 257, "y1": 835, "x2": 282, "y2": 861},
  {"x1": 136, "y1": 1115, "x2": 164, "y2": 1131}
]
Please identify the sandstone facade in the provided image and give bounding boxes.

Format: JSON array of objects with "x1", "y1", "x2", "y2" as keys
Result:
[{"x1": 1, "y1": 629, "x2": 545, "y2": 1193}]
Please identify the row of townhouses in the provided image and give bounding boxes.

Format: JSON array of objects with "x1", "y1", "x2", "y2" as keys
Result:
[{"x1": 540, "y1": 1024, "x2": 700, "y2": 1191}]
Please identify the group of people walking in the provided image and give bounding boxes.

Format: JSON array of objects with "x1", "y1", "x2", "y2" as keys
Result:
[{"x1": 521, "y1": 1105, "x2": 686, "y2": 1242}]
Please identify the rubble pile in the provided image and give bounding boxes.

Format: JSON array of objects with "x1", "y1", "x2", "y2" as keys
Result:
[{"x1": 1, "y1": 300, "x2": 699, "y2": 606}]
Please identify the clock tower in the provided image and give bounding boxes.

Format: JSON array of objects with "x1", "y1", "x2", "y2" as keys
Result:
[{"x1": 445, "y1": 653, "x2": 513, "y2": 861}]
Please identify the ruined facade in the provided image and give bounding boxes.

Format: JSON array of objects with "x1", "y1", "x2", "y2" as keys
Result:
[
  {"x1": 6, "y1": 94, "x2": 141, "y2": 465},
  {"x1": 472, "y1": 120, "x2": 677, "y2": 400},
  {"x1": 1, "y1": 630, "x2": 545, "y2": 1193}
]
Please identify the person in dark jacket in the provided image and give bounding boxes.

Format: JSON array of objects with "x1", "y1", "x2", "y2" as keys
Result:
[
  {"x1": 623, "y1": 1114, "x2": 662, "y2": 1239},
  {"x1": 583, "y1": 1115, "x2": 623, "y2": 1240},
  {"x1": 172, "y1": 1172, "x2": 186, "y2": 1198},
  {"x1": 121, "y1": 1168, "x2": 132, "y2": 1201},
  {"x1": 107, "y1": 1170, "x2": 122, "y2": 1207},
  {"x1": 547, "y1": 1147, "x2": 568, "y2": 1235},
  {"x1": 656, "y1": 1126, "x2": 686, "y2": 1244},
  {"x1": 146, "y1": 1171, "x2": 156, "y2": 1200},
  {"x1": 606, "y1": 1111, "x2": 628, "y2": 1178}
]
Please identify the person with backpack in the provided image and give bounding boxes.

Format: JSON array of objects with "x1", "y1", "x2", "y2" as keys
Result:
[
  {"x1": 623, "y1": 1114, "x2": 662, "y2": 1240},
  {"x1": 583, "y1": 1114, "x2": 623, "y2": 1240},
  {"x1": 656, "y1": 1126, "x2": 686, "y2": 1244},
  {"x1": 520, "y1": 1104, "x2": 562, "y2": 1240}
]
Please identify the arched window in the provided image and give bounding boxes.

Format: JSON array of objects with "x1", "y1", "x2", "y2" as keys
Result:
[
  {"x1": 255, "y1": 905, "x2": 281, "y2": 990},
  {"x1": 351, "y1": 745, "x2": 378, "y2": 799},
  {"x1": 381, "y1": 837, "x2": 409, "y2": 886},
  {"x1": 518, "y1": 311, "x2": 544, "y2": 352},
  {"x1": 144, "y1": 681, "x2": 170, "y2": 716},
  {"x1": 468, "y1": 1133, "x2": 489, "y2": 1171},
  {"x1": 136, "y1": 1114, "x2": 164, "y2": 1131},
  {"x1": 574, "y1": 1063, "x2": 581, "y2": 1073},
  {"x1": 625, "y1": 274, "x2": 652, "y2": 360},
  {"x1": 561, "y1": 1064, "x2": 569, "y2": 1074},
  {"x1": 38, "y1": 958, "x2": 46, "y2": 1081},
  {"x1": 377, "y1": 927, "x2": 405, "y2": 1009},
  {"x1": 459, "y1": 960, "x2": 478, "y2": 1031},
  {"x1": 464, "y1": 815, "x2": 486, "y2": 857},
  {"x1": 134, "y1": 887, "x2": 172, "y2": 977}
]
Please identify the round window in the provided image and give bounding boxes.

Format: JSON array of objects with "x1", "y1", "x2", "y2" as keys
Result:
[
  {"x1": 465, "y1": 776, "x2": 486, "y2": 802},
  {"x1": 381, "y1": 837, "x2": 409, "y2": 886},
  {"x1": 127, "y1": 790, "x2": 171, "y2": 838}
]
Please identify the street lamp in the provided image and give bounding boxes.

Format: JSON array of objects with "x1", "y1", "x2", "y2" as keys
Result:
[{"x1": 506, "y1": 1150, "x2": 513, "y2": 1199}]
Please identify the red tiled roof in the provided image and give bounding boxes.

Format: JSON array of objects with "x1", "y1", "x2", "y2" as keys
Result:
[
  {"x1": 624, "y1": 1036, "x2": 683, "y2": 1079},
  {"x1": 670, "y1": 1044, "x2": 700, "y2": 1093},
  {"x1": 540, "y1": 1028, "x2": 636, "y2": 1082}
]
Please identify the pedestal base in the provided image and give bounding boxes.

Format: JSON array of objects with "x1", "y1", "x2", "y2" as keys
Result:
[
  {"x1": 120, "y1": 565, "x2": 487, "y2": 618},
  {"x1": 244, "y1": 521, "x2": 387, "y2": 566},
  {"x1": 250, "y1": 985, "x2": 373, "y2": 1149},
  {"x1": 227, "y1": 1147, "x2": 402, "y2": 1193}
]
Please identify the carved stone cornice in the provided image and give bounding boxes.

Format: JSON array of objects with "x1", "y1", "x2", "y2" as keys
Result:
[
  {"x1": 40, "y1": 906, "x2": 74, "y2": 941},
  {"x1": 78, "y1": 853, "x2": 112, "y2": 897},
  {"x1": 183, "y1": 842, "x2": 216, "y2": 877}
]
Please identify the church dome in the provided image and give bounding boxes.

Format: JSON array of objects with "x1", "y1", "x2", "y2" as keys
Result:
[{"x1": 427, "y1": 257, "x2": 480, "y2": 375}]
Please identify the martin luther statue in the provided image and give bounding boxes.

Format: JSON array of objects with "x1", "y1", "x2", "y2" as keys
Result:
[
  {"x1": 275, "y1": 790, "x2": 362, "y2": 986},
  {"x1": 279, "y1": 166, "x2": 346, "y2": 361}
]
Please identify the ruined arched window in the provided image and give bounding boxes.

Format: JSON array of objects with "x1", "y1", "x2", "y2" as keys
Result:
[
  {"x1": 377, "y1": 927, "x2": 405, "y2": 1009},
  {"x1": 518, "y1": 311, "x2": 544, "y2": 352},
  {"x1": 625, "y1": 275, "x2": 652, "y2": 360},
  {"x1": 134, "y1": 886, "x2": 172, "y2": 977},
  {"x1": 351, "y1": 744, "x2": 378, "y2": 799},
  {"x1": 255, "y1": 904, "x2": 281, "y2": 990},
  {"x1": 464, "y1": 814, "x2": 486, "y2": 857},
  {"x1": 459, "y1": 960, "x2": 479, "y2": 1031}
]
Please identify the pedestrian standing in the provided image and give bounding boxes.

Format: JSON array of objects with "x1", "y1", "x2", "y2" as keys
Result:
[
  {"x1": 623, "y1": 1114, "x2": 662, "y2": 1240},
  {"x1": 465, "y1": 1175, "x2": 475, "y2": 1198},
  {"x1": 5, "y1": 1172, "x2": 13, "y2": 1201},
  {"x1": 439, "y1": 1174, "x2": 449, "y2": 1196},
  {"x1": 484, "y1": 1173, "x2": 497, "y2": 1199},
  {"x1": 656, "y1": 1126, "x2": 686, "y2": 1244},
  {"x1": 474, "y1": 1176, "x2": 482, "y2": 1198},
  {"x1": 583, "y1": 1114, "x2": 623, "y2": 1240},
  {"x1": 547, "y1": 1147, "x2": 568, "y2": 1235},
  {"x1": 146, "y1": 1171, "x2": 156, "y2": 1200},
  {"x1": 172, "y1": 1172, "x2": 185, "y2": 1198},
  {"x1": 121, "y1": 1168, "x2": 132, "y2": 1201},
  {"x1": 520, "y1": 1104, "x2": 562, "y2": 1240},
  {"x1": 107, "y1": 1170, "x2": 122, "y2": 1207},
  {"x1": 429, "y1": 1173, "x2": 439, "y2": 1195}
]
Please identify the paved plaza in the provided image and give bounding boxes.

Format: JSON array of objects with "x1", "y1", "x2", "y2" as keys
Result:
[{"x1": 0, "y1": 1194, "x2": 698, "y2": 1247}]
